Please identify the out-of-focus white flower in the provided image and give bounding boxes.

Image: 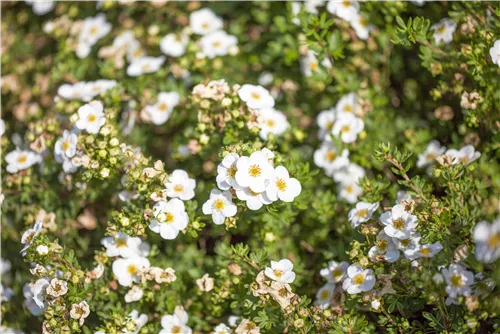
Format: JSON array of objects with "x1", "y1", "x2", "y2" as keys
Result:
[
  {"x1": 57, "y1": 80, "x2": 117, "y2": 102},
  {"x1": 145, "y1": 91, "x2": 180, "y2": 126},
  {"x1": 124, "y1": 285, "x2": 144, "y2": 303},
  {"x1": 264, "y1": 166, "x2": 301, "y2": 202},
  {"x1": 315, "y1": 283, "x2": 335, "y2": 309},
  {"x1": 75, "y1": 101, "x2": 106, "y2": 134},
  {"x1": 190, "y1": 8, "x2": 223, "y2": 35},
  {"x1": 160, "y1": 306, "x2": 192, "y2": 334},
  {"x1": 342, "y1": 264, "x2": 376, "y2": 294},
  {"x1": 160, "y1": 33, "x2": 189, "y2": 57},
  {"x1": 405, "y1": 242, "x2": 443, "y2": 260},
  {"x1": 490, "y1": 39, "x2": 500, "y2": 67},
  {"x1": 441, "y1": 264, "x2": 474, "y2": 298},
  {"x1": 316, "y1": 108, "x2": 336, "y2": 141},
  {"x1": 474, "y1": 218, "x2": 500, "y2": 263},
  {"x1": 214, "y1": 323, "x2": 232, "y2": 334},
  {"x1": 314, "y1": 142, "x2": 350, "y2": 177},
  {"x1": 332, "y1": 113, "x2": 364, "y2": 143},
  {"x1": 320, "y1": 260, "x2": 349, "y2": 284},
  {"x1": 350, "y1": 13, "x2": 374, "y2": 40},
  {"x1": 164, "y1": 169, "x2": 196, "y2": 201},
  {"x1": 5, "y1": 149, "x2": 41, "y2": 174},
  {"x1": 202, "y1": 189, "x2": 237, "y2": 225},
  {"x1": 26, "y1": 0, "x2": 55, "y2": 15},
  {"x1": 430, "y1": 18, "x2": 457, "y2": 44},
  {"x1": 112, "y1": 256, "x2": 150, "y2": 287},
  {"x1": 36, "y1": 245, "x2": 49, "y2": 255},
  {"x1": 348, "y1": 202, "x2": 379, "y2": 228},
  {"x1": 326, "y1": 0, "x2": 360, "y2": 22},
  {"x1": 380, "y1": 204, "x2": 418, "y2": 239},
  {"x1": 127, "y1": 56, "x2": 166, "y2": 76},
  {"x1": 433, "y1": 273, "x2": 444, "y2": 284},
  {"x1": 124, "y1": 310, "x2": 148, "y2": 334},
  {"x1": 149, "y1": 198, "x2": 189, "y2": 240},
  {"x1": 258, "y1": 72, "x2": 274, "y2": 86},
  {"x1": 264, "y1": 259, "x2": 296, "y2": 284},
  {"x1": 55, "y1": 130, "x2": 78, "y2": 159},
  {"x1": 200, "y1": 30, "x2": 238, "y2": 59},
  {"x1": 445, "y1": 145, "x2": 481, "y2": 165},
  {"x1": 77, "y1": 14, "x2": 112, "y2": 58},
  {"x1": 371, "y1": 299, "x2": 381, "y2": 309},
  {"x1": 101, "y1": 232, "x2": 150, "y2": 258},
  {"x1": 396, "y1": 190, "x2": 412, "y2": 204},
  {"x1": 300, "y1": 50, "x2": 332, "y2": 77},
  {"x1": 258, "y1": 108, "x2": 290, "y2": 140},
  {"x1": 417, "y1": 140, "x2": 446, "y2": 168},
  {"x1": 238, "y1": 84, "x2": 275, "y2": 110}
]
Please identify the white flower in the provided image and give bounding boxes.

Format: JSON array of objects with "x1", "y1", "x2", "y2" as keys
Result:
[
  {"x1": 31, "y1": 278, "x2": 50, "y2": 311},
  {"x1": 160, "y1": 306, "x2": 192, "y2": 334},
  {"x1": 368, "y1": 231, "x2": 400, "y2": 263},
  {"x1": 149, "y1": 198, "x2": 189, "y2": 240},
  {"x1": 258, "y1": 108, "x2": 290, "y2": 140},
  {"x1": 473, "y1": 218, "x2": 500, "y2": 263},
  {"x1": 112, "y1": 256, "x2": 150, "y2": 287},
  {"x1": 1, "y1": 258, "x2": 11, "y2": 275},
  {"x1": 216, "y1": 153, "x2": 242, "y2": 191},
  {"x1": 258, "y1": 72, "x2": 274, "y2": 86},
  {"x1": 46, "y1": 278, "x2": 68, "y2": 297},
  {"x1": 214, "y1": 323, "x2": 232, "y2": 334},
  {"x1": 77, "y1": 14, "x2": 112, "y2": 58},
  {"x1": 235, "y1": 187, "x2": 273, "y2": 211},
  {"x1": 200, "y1": 30, "x2": 238, "y2": 59},
  {"x1": 124, "y1": 285, "x2": 144, "y2": 303},
  {"x1": 57, "y1": 80, "x2": 116, "y2": 101},
  {"x1": 336, "y1": 92, "x2": 361, "y2": 117},
  {"x1": 396, "y1": 190, "x2": 412, "y2": 204},
  {"x1": 392, "y1": 232, "x2": 421, "y2": 255},
  {"x1": 264, "y1": 166, "x2": 301, "y2": 202},
  {"x1": 315, "y1": 283, "x2": 335, "y2": 309},
  {"x1": 36, "y1": 245, "x2": 49, "y2": 255},
  {"x1": 405, "y1": 242, "x2": 443, "y2": 259},
  {"x1": 300, "y1": 50, "x2": 332, "y2": 77},
  {"x1": 127, "y1": 56, "x2": 166, "y2": 77},
  {"x1": 441, "y1": 264, "x2": 474, "y2": 298},
  {"x1": 433, "y1": 273, "x2": 444, "y2": 284},
  {"x1": 380, "y1": 204, "x2": 418, "y2": 239},
  {"x1": 371, "y1": 299, "x2": 381, "y2": 310},
  {"x1": 124, "y1": 310, "x2": 148, "y2": 334},
  {"x1": 70, "y1": 300, "x2": 90, "y2": 325},
  {"x1": 164, "y1": 169, "x2": 196, "y2": 200},
  {"x1": 189, "y1": 8, "x2": 223, "y2": 35},
  {"x1": 238, "y1": 84, "x2": 275, "y2": 110},
  {"x1": 26, "y1": 0, "x2": 55, "y2": 15},
  {"x1": 20, "y1": 221, "x2": 43, "y2": 255},
  {"x1": 1, "y1": 284, "x2": 14, "y2": 302},
  {"x1": 430, "y1": 18, "x2": 457, "y2": 44},
  {"x1": 23, "y1": 281, "x2": 46, "y2": 316},
  {"x1": 326, "y1": 0, "x2": 360, "y2": 22},
  {"x1": 202, "y1": 189, "x2": 237, "y2": 225},
  {"x1": 489, "y1": 39, "x2": 500, "y2": 67},
  {"x1": 160, "y1": 33, "x2": 189, "y2": 57},
  {"x1": 417, "y1": 140, "x2": 446, "y2": 168},
  {"x1": 445, "y1": 145, "x2": 481, "y2": 165},
  {"x1": 75, "y1": 101, "x2": 106, "y2": 134},
  {"x1": 350, "y1": 13, "x2": 374, "y2": 40},
  {"x1": 264, "y1": 259, "x2": 296, "y2": 284},
  {"x1": 112, "y1": 30, "x2": 143, "y2": 61},
  {"x1": 348, "y1": 202, "x2": 379, "y2": 228},
  {"x1": 101, "y1": 232, "x2": 150, "y2": 258},
  {"x1": 55, "y1": 130, "x2": 78, "y2": 159},
  {"x1": 320, "y1": 260, "x2": 349, "y2": 284},
  {"x1": 316, "y1": 108, "x2": 336, "y2": 141},
  {"x1": 145, "y1": 91, "x2": 180, "y2": 126},
  {"x1": 333, "y1": 163, "x2": 365, "y2": 203},
  {"x1": 313, "y1": 142, "x2": 350, "y2": 177},
  {"x1": 5, "y1": 149, "x2": 40, "y2": 174},
  {"x1": 332, "y1": 113, "x2": 364, "y2": 143},
  {"x1": 338, "y1": 182, "x2": 363, "y2": 204},
  {"x1": 342, "y1": 264, "x2": 376, "y2": 294},
  {"x1": 235, "y1": 151, "x2": 274, "y2": 193}
]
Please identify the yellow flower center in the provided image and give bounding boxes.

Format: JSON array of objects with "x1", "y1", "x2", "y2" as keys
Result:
[
  {"x1": 212, "y1": 41, "x2": 222, "y2": 48},
  {"x1": 353, "y1": 273, "x2": 365, "y2": 285},
  {"x1": 450, "y1": 274, "x2": 463, "y2": 287},
  {"x1": 325, "y1": 151, "x2": 336, "y2": 162},
  {"x1": 142, "y1": 64, "x2": 151, "y2": 72},
  {"x1": 346, "y1": 185, "x2": 353, "y2": 193},
  {"x1": 201, "y1": 22, "x2": 209, "y2": 30},
  {"x1": 127, "y1": 265, "x2": 138, "y2": 275},
  {"x1": 357, "y1": 209, "x2": 368, "y2": 218},
  {"x1": 87, "y1": 114, "x2": 97, "y2": 123},
  {"x1": 228, "y1": 166, "x2": 237, "y2": 177},
  {"x1": 459, "y1": 156, "x2": 470, "y2": 164},
  {"x1": 17, "y1": 155, "x2": 28, "y2": 164},
  {"x1": 377, "y1": 240, "x2": 388, "y2": 251},
  {"x1": 62, "y1": 140, "x2": 70, "y2": 151},
  {"x1": 276, "y1": 178, "x2": 287, "y2": 191},
  {"x1": 320, "y1": 289, "x2": 330, "y2": 299},
  {"x1": 488, "y1": 233, "x2": 500, "y2": 249},
  {"x1": 342, "y1": 1, "x2": 351, "y2": 7},
  {"x1": 419, "y1": 247, "x2": 431, "y2": 256},
  {"x1": 174, "y1": 184, "x2": 184, "y2": 193},
  {"x1": 164, "y1": 212, "x2": 175, "y2": 223},
  {"x1": 309, "y1": 62, "x2": 319, "y2": 71},
  {"x1": 172, "y1": 326, "x2": 181, "y2": 334},
  {"x1": 273, "y1": 269, "x2": 284, "y2": 278},
  {"x1": 90, "y1": 27, "x2": 98, "y2": 35},
  {"x1": 251, "y1": 92, "x2": 261, "y2": 100},
  {"x1": 116, "y1": 239, "x2": 127, "y2": 248},
  {"x1": 426, "y1": 152, "x2": 436, "y2": 160},
  {"x1": 393, "y1": 218, "x2": 405, "y2": 230},
  {"x1": 400, "y1": 239, "x2": 410, "y2": 247},
  {"x1": 437, "y1": 25, "x2": 446, "y2": 34},
  {"x1": 213, "y1": 199, "x2": 225, "y2": 210},
  {"x1": 266, "y1": 119, "x2": 276, "y2": 127},
  {"x1": 332, "y1": 268, "x2": 343, "y2": 279},
  {"x1": 248, "y1": 164, "x2": 262, "y2": 177},
  {"x1": 158, "y1": 103, "x2": 168, "y2": 112},
  {"x1": 326, "y1": 121, "x2": 334, "y2": 131},
  {"x1": 343, "y1": 104, "x2": 353, "y2": 112},
  {"x1": 341, "y1": 124, "x2": 351, "y2": 133}
]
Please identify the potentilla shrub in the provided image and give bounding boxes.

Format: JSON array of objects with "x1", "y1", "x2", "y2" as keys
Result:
[{"x1": 1, "y1": 1, "x2": 499, "y2": 333}]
